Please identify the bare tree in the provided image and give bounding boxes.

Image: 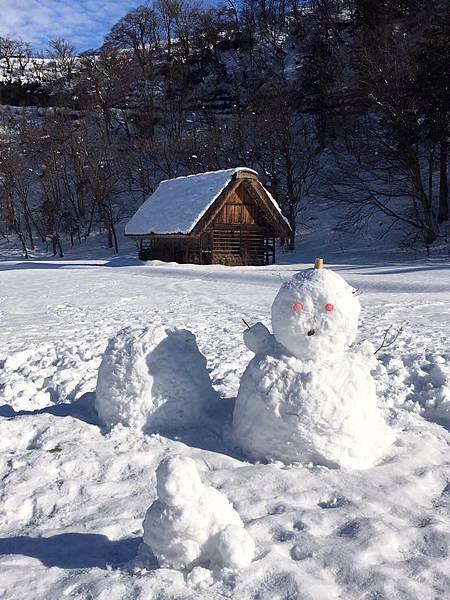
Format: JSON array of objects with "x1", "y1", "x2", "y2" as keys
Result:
[
  {"x1": 0, "y1": 141, "x2": 33, "y2": 257},
  {"x1": 249, "y1": 86, "x2": 319, "y2": 249},
  {"x1": 106, "y1": 5, "x2": 161, "y2": 79},
  {"x1": 156, "y1": 0, "x2": 180, "y2": 61},
  {"x1": 83, "y1": 142, "x2": 128, "y2": 254},
  {"x1": 328, "y1": 127, "x2": 440, "y2": 249},
  {"x1": 346, "y1": 16, "x2": 441, "y2": 247},
  {"x1": 77, "y1": 45, "x2": 132, "y2": 142},
  {"x1": 47, "y1": 39, "x2": 77, "y2": 81},
  {"x1": 15, "y1": 41, "x2": 32, "y2": 76},
  {"x1": 0, "y1": 37, "x2": 18, "y2": 76},
  {"x1": 173, "y1": 0, "x2": 202, "y2": 61}
]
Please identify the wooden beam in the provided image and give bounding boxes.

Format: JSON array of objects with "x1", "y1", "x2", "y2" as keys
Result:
[{"x1": 242, "y1": 179, "x2": 291, "y2": 239}]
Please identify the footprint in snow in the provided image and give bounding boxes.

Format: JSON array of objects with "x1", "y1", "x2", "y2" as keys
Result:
[{"x1": 318, "y1": 496, "x2": 348, "y2": 509}]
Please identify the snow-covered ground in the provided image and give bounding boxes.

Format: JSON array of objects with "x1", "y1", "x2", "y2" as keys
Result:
[{"x1": 1, "y1": 249, "x2": 449, "y2": 599}]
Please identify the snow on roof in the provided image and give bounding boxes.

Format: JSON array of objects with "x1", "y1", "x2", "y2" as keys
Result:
[{"x1": 125, "y1": 167, "x2": 288, "y2": 236}]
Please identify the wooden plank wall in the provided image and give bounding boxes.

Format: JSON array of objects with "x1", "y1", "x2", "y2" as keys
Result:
[{"x1": 213, "y1": 185, "x2": 264, "y2": 226}]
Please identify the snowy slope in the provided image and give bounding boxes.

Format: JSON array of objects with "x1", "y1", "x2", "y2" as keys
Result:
[{"x1": 0, "y1": 255, "x2": 449, "y2": 599}]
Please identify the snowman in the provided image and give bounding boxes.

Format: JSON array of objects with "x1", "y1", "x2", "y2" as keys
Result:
[{"x1": 232, "y1": 260, "x2": 394, "y2": 470}]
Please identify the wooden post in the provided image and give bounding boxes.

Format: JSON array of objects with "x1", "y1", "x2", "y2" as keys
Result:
[
  {"x1": 240, "y1": 225, "x2": 243, "y2": 260},
  {"x1": 314, "y1": 257, "x2": 324, "y2": 269}
]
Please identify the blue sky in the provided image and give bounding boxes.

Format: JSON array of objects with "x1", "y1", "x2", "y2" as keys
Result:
[{"x1": 0, "y1": 1, "x2": 147, "y2": 52}]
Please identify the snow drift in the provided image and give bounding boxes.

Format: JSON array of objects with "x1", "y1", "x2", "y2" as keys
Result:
[
  {"x1": 95, "y1": 326, "x2": 217, "y2": 432},
  {"x1": 233, "y1": 267, "x2": 394, "y2": 469},
  {"x1": 142, "y1": 455, "x2": 255, "y2": 570}
]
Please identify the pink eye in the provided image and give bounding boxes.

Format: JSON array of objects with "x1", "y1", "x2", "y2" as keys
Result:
[
  {"x1": 292, "y1": 302, "x2": 304, "y2": 314},
  {"x1": 325, "y1": 303, "x2": 334, "y2": 312}
]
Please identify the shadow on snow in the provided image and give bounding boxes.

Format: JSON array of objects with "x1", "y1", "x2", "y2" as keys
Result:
[
  {"x1": 0, "y1": 392, "x2": 246, "y2": 459},
  {"x1": 0, "y1": 533, "x2": 140, "y2": 569},
  {"x1": 0, "y1": 392, "x2": 100, "y2": 426},
  {"x1": 0, "y1": 256, "x2": 141, "y2": 271}
]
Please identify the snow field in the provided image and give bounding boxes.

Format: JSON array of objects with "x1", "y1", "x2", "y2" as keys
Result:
[{"x1": 0, "y1": 258, "x2": 449, "y2": 599}]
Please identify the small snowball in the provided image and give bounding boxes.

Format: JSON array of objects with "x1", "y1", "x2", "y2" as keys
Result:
[
  {"x1": 142, "y1": 456, "x2": 255, "y2": 571},
  {"x1": 95, "y1": 326, "x2": 217, "y2": 432},
  {"x1": 243, "y1": 322, "x2": 274, "y2": 355},
  {"x1": 186, "y1": 566, "x2": 213, "y2": 587},
  {"x1": 215, "y1": 524, "x2": 255, "y2": 569}
]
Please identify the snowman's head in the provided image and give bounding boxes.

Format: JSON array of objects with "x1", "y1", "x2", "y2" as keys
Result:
[
  {"x1": 271, "y1": 268, "x2": 360, "y2": 361},
  {"x1": 156, "y1": 455, "x2": 204, "y2": 505}
]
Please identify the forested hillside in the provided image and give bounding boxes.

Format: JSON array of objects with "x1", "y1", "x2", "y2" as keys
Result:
[{"x1": 0, "y1": 0, "x2": 448, "y2": 257}]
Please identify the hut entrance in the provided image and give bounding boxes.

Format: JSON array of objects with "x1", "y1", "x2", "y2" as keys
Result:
[{"x1": 211, "y1": 225, "x2": 275, "y2": 266}]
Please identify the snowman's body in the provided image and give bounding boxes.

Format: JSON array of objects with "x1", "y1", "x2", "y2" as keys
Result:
[{"x1": 233, "y1": 268, "x2": 394, "y2": 470}]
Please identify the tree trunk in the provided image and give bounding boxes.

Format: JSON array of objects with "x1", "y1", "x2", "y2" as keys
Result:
[
  {"x1": 56, "y1": 235, "x2": 64, "y2": 258},
  {"x1": 25, "y1": 217, "x2": 34, "y2": 250},
  {"x1": 288, "y1": 219, "x2": 296, "y2": 250},
  {"x1": 87, "y1": 199, "x2": 96, "y2": 237},
  {"x1": 167, "y1": 25, "x2": 172, "y2": 62},
  {"x1": 438, "y1": 137, "x2": 449, "y2": 223},
  {"x1": 408, "y1": 148, "x2": 437, "y2": 245},
  {"x1": 18, "y1": 231, "x2": 28, "y2": 259},
  {"x1": 428, "y1": 150, "x2": 433, "y2": 210},
  {"x1": 111, "y1": 223, "x2": 119, "y2": 254}
]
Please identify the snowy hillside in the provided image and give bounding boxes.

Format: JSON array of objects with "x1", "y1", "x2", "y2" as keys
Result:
[
  {"x1": 0, "y1": 56, "x2": 57, "y2": 85},
  {"x1": 1, "y1": 251, "x2": 449, "y2": 599}
]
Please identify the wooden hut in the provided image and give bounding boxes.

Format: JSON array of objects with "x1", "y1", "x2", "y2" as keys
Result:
[{"x1": 125, "y1": 167, "x2": 292, "y2": 266}]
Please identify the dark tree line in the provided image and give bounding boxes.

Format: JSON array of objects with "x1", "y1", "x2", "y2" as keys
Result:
[{"x1": 0, "y1": 0, "x2": 448, "y2": 256}]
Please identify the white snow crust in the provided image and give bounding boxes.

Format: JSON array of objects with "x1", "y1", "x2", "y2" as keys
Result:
[
  {"x1": 95, "y1": 325, "x2": 217, "y2": 432},
  {"x1": 142, "y1": 455, "x2": 255, "y2": 570},
  {"x1": 125, "y1": 168, "x2": 257, "y2": 235}
]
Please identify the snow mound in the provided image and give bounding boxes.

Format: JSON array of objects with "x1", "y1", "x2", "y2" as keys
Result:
[
  {"x1": 142, "y1": 455, "x2": 255, "y2": 570},
  {"x1": 375, "y1": 350, "x2": 450, "y2": 425},
  {"x1": 95, "y1": 326, "x2": 217, "y2": 432},
  {"x1": 233, "y1": 267, "x2": 394, "y2": 469},
  {"x1": 271, "y1": 267, "x2": 360, "y2": 361}
]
